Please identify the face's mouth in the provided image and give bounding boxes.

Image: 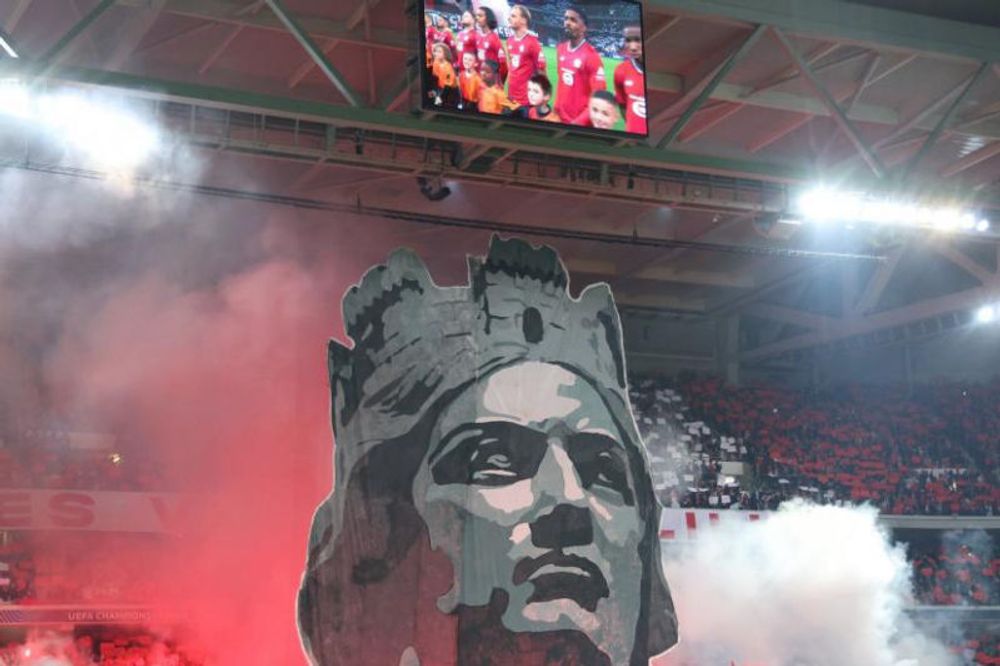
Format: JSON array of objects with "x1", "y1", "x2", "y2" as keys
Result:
[{"x1": 512, "y1": 552, "x2": 610, "y2": 612}]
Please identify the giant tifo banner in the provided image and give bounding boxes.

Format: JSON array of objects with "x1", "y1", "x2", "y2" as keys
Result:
[
  {"x1": 658, "y1": 508, "x2": 770, "y2": 541},
  {"x1": 298, "y1": 237, "x2": 679, "y2": 665},
  {"x1": 0, "y1": 490, "x2": 177, "y2": 533}
]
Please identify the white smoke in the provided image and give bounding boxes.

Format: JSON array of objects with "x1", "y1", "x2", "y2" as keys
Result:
[
  {"x1": 659, "y1": 500, "x2": 957, "y2": 666},
  {"x1": 0, "y1": 80, "x2": 206, "y2": 251}
]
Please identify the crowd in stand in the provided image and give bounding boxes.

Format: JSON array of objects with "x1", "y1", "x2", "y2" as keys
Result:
[
  {"x1": 0, "y1": 532, "x2": 168, "y2": 606},
  {"x1": 0, "y1": 429, "x2": 165, "y2": 491},
  {"x1": 947, "y1": 632, "x2": 1000, "y2": 666},
  {"x1": 629, "y1": 374, "x2": 1000, "y2": 516},
  {"x1": 0, "y1": 629, "x2": 205, "y2": 665},
  {"x1": 913, "y1": 550, "x2": 999, "y2": 606},
  {"x1": 910, "y1": 536, "x2": 999, "y2": 607},
  {"x1": 0, "y1": 537, "x2": 33, "y2": 605}
]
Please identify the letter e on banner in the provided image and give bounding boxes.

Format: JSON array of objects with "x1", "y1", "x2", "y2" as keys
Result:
[
  {"x1": 49, "y1": 492, "x2": 96, "y2": 528},
  {"x1": 0, "y1": 492, "x2": 31, "y2": 527}
]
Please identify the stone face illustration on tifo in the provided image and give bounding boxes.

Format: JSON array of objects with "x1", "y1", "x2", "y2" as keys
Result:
[{"x1": 298, "y1": 236, "x2": 678, "y2": 665}]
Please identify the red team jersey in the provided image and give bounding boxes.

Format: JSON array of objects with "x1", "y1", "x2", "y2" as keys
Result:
[
  {"x1": 454, "y1": 28, "x2": 478, "y2": 65},
  {"x1": 505, "y1": 32, "x2": 544, "y2": 105},
  {"x1": 528, "y1": 106, "x2": 561, "y2": 123},
  {"x1": 614, "y1": 58, "x2": 646, "y2": 134},
  {"x1": 555, "y1": 40, "x2": 606, "y2": 124},
  {"x1": 427, "y1": 26, "x2": 455, "y2": 52},
  {"x1": 476, "y1": 30, "x2": 503, "y2": 68}
]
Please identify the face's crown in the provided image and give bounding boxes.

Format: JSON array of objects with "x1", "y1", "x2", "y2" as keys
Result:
[{"x1": 329, "y1": 236, "x2": 629, "y2": 449}]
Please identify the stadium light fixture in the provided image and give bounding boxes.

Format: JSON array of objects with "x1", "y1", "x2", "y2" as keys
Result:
[
  {"x1": 975, "y1": 305, "x2": 996, "y2": 324},
  {"x1": 0, "y1": 82, "x2": 160, "y2": 170},
  {"x1": 38, "y1": 92, "x2": 159, "y2": 170},
  {"x1": 417, "y1": 176, "x2": 452, "y2": 202},
  {"x1": 794, "y1": 186, "x2": 992, "y2": 234}
]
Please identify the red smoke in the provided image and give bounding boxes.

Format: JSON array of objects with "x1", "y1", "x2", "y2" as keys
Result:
[
  {"x1": 45, "y1": 257, "x2": 337, "y2": 664},
  {"x1": 1, "y1": 193, "x2": 493, "y2": 663}
]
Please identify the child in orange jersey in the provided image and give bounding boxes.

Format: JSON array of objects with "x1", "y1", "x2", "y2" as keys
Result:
[
  {"x1": 525, "y1": 74, "x2": 561, "y2": 123},
  {"x1": 585, "y1": 89, "x2": 621, "y2": 129},
  {"x1": 429, "y1": 43, "x2": 458, "y2": 107},
  {"x1": 457, "y1": 51, "x2": 481, "y2": 111},
  {"x1": 477, "y1": 60, "x2": 519, "y2": 115}
]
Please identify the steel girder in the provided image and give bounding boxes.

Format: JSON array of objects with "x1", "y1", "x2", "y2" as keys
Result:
[
  {"x1": 0, "y1": 61, "x2": 806, "y2": 184},
  {"x1": 644, "y1": 0, "x2": 1000, "y2": 64}
]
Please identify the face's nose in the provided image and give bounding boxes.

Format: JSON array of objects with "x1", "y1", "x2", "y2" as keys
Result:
[
  {"x1": 529, "y1": 443, "x2": 594, "y2": 549},
  {"x1": 530, "y1": 503, "x2": 593, "y2": 549},
  {"x1": 536, "y1": 444, "x2": 586, "y2": 506}
]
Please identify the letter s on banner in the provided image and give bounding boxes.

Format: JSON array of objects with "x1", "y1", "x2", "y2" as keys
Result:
[{"x1": 49, "y1": 492, "x2": 96, "y2": 528}]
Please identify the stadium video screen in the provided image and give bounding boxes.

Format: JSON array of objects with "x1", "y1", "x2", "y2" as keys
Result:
[{"x1": 420, "y1": 1, "x2": 648, "y2": 137}]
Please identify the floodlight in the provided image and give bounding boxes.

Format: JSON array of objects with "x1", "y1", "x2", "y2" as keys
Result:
[
  {"x1": 975, "y1": 305, "x2": 996, "y2": 324},
  {"x1": 795, "y1": 186, "x2": 993, "y2": 234},
  {"x1": 37, "y1": 92, "x2": 159, "y2": 170}
]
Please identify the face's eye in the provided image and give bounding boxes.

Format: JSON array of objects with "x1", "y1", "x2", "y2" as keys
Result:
[
  {"x1": 567, "y1": 434, "x2": 635, "y2": 506},
  {"x1": 468, "y1": 441, "x2": 520, "y2": 484},
  {"x1": 430, "y1": 423, "x2": 547, "y2": 486},
  {"x1": 592, "y1": 451, "x2": 628, "y2": 492}
]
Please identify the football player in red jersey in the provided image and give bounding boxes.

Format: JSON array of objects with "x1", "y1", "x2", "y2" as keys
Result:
[
  {"x1": 614, "y1": 26, "x2": 647, "y2": 134},
  {"x1": 474, "y1": 6, "x2": 507, "y2": 85},
  {"x1": 453, "y1": 11, "x2": 477, "y2": 67},
  {"x1": 432, "y1": 14, "x2": 455, "y2": 52},
  {"x1": 504, "y1": 5, "x2": 545, "y2": 106},
  {"x1": 555, "y1": 5, "x2": 607, "y2": 125},
  {"x1": 424, "y1": 13, "x2": 434, "y2": 70}
]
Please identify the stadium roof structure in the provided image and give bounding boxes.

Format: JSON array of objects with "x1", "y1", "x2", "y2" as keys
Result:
[{"x1": 1, "y1": 0, "x2": 999, "y2": 369}]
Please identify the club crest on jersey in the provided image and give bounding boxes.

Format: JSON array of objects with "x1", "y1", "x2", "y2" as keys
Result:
[{"x1": 573, "y1": 58, "x2": 582, "y2": 67}]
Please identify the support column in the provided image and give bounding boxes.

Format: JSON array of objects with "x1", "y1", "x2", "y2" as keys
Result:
[
  {"x1": 903, "y1": 343, "x2": 914, "y2": 395},
  {"x1": 717, "y1": 314, "x2": 741, "y2": 386}
]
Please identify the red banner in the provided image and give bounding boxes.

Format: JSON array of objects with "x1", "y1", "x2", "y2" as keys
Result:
[
  {"x1": 0, "y1": 490, "x2": 178, "y2": 533},
  {"x1": 659, "y1": 508, "x2": 769, "y2": 541}
]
